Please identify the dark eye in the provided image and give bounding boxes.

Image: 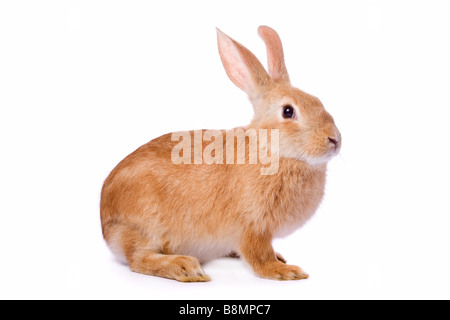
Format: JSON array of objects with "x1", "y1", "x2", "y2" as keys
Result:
[{"x1": 282, "y1": 105, "x2": 295, "y2": 119}]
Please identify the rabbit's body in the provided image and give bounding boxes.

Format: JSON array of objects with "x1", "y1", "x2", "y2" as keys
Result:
[
  {"x1": 101, "y1": 131, "x2": 326, "y2": 265},
  {"x1": 101, "y1": 26, "x2": 340, "y2": 281}
]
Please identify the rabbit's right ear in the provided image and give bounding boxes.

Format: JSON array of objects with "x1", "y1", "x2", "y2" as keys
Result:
[
  {"x1": 217, "y1": 28, "x2": 271, "y2": 99},
  {"x1": 258, "y1": 26, "x2": 290, "y2": 83}
]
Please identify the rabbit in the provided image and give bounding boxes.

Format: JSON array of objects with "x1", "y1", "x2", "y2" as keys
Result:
[{"x1": 100, "y1": 26, "x2": 341, "y2": 282}]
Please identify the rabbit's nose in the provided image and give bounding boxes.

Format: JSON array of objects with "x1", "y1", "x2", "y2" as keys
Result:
[
  {"x1": 328, "y1": 137, "x2": 338, "y2": 146},
  {"x1": 328, "y1": 136, "x2": 341, "y2": 151}
]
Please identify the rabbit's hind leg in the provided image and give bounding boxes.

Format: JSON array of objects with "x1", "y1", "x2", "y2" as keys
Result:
[
  {"x1": 130, "y1": 251, "x2": 210, "y2": 282},
  {"x1": 117, "y1": 223, "x2": 210, "y2": 282}
]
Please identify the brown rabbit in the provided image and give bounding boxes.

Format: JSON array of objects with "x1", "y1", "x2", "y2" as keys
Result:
[{"x1": 100, "y1": 26, "x2": 341, "y2": 282}]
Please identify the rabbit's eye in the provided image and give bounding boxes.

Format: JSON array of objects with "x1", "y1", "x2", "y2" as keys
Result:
[{"x1": 282, "y1": 105, "x2": 295, "y2": 119}]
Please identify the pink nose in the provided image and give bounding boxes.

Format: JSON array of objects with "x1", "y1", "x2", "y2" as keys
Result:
[
  {"x1": 328, "y1": 137, "x2": 338, "y2": 146},
  {"x1": 328, "y1": 136, "x2": 341, "y2": 151}
]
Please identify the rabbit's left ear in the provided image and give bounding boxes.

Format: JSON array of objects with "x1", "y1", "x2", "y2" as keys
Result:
[
  {"x1": 258, "y1": 26, "x2": 290, "y2": 83},
  {"x1": 217, "y1": 28, "x2": 271, "y2": 100}
]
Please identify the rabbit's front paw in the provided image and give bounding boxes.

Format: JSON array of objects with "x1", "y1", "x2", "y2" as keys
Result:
[{"x1": 258, "y1": 261, "x2": 309, "y2": 281}]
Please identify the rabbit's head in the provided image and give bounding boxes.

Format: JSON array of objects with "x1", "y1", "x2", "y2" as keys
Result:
[{"x1": 217, "y1": 26, "x2": 341, "y2": 166}]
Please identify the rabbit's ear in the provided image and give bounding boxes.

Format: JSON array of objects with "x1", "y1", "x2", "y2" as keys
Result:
[
  {"x1": 217, "y1": 28, "x2": 271, "y2": 98},
  {"x1": 258, "y1": 26, "x2": 290, "y2": 83}
]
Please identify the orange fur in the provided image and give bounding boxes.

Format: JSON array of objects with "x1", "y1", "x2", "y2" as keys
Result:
[{"x1": 100, "y1": 26, "x2": 340, "y2": 282}]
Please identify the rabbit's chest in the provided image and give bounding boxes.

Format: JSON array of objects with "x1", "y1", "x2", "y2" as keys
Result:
[{"x1": 272, "y1": 169, "x2": 326, "y2": 238}]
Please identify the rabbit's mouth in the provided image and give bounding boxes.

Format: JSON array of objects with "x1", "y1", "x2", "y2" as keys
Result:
[
  {"x1": 306, "y1": 136, "x2": 342, "y2": 165},
  {"x1": 329, "y1": 138, "x2": 341, "y2": 156},
  {"x1": 324, "y1": 142, "x2": 341, "y2": 162},
  {"x1": 316, "y1": 140, "x2": 342, "y2": 164}
]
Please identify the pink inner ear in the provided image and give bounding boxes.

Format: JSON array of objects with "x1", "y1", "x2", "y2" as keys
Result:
[
  {"x1": 217, "y1": 28, "x2": 271, "y2": 98},
  {"x1": 217, "y1": 31, "x2": 252, "y2": 93}
]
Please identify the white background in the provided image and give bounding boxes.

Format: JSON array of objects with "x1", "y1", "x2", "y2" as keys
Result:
[{"x1": 1, "y1": 0, "x2": 450, "y2": 299}]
